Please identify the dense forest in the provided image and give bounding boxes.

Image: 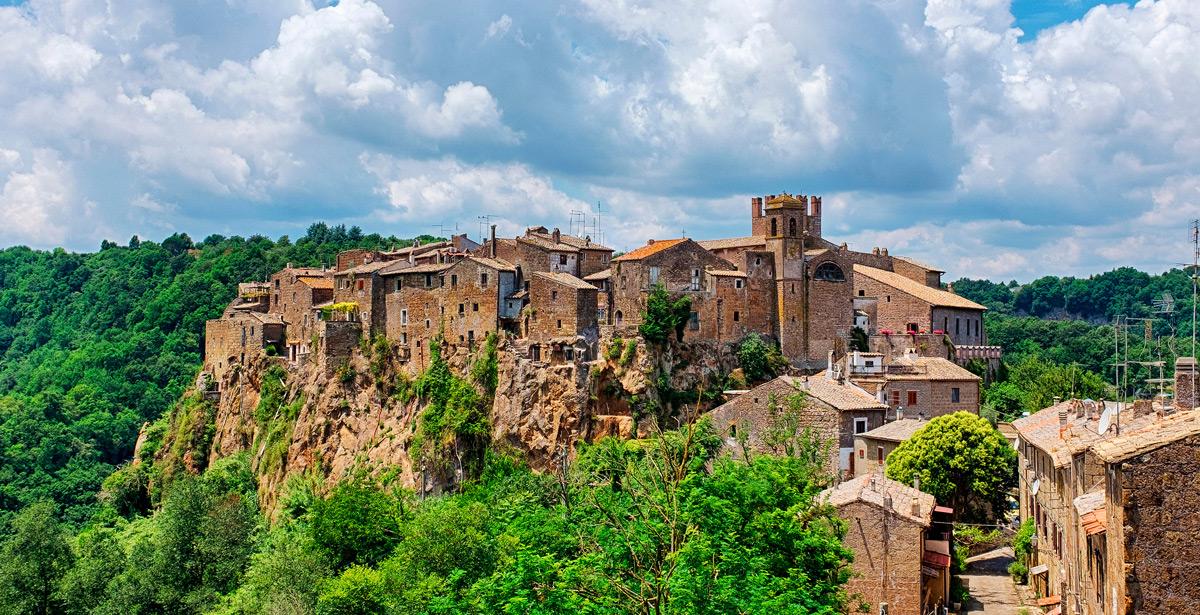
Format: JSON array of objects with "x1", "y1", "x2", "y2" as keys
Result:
[
  {"x1": 952, "y1": 268, "x2": 1194, "y2": 421},
  {"x1": 0, "y1": 225, "x2": 436, "y2": 527},
  {"x1": 0, "y1": 226, "x2": 1189, "y2": 613}
]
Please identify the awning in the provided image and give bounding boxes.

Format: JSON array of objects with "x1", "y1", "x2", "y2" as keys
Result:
[
  {"x1": 922, "y1": 550, "x2": 951, "y2": 569},
  {"x1": 1037, "y1": 595, "x2": 1062, "y2": 607},
  {"x1": 1081, "y1": 510, "x2": 1107, "y2": 535},
  {"x1": 933, "y1": 505, "x2": 954, "y2": 515},
  {"x1": 1029, "y1": 564, "x2": 1049, "y2": 576}
]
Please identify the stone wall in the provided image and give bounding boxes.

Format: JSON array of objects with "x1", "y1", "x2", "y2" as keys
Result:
[
  {"x1": 854, "y1": 435, "x2": 902, "y2": 478},
  {"x1": 838, "y1": 499, "x2": 927, "y2": 615},
  {"x1": 205, "y1": 314, "x2": 267, "y2": 383},
  {"x1": 892, "y1": 258, "x2": 941, "y2": 288},
  {"x1": 855, "y1": 274, "x2": 933, "y2": 334},
  {"x1": 881, "y1": 379, "x2": 979, "y2": 418},
  {"x1": 1111, "y1": 436, "x2": 1200, "y2": 614},
  {"x1": 318, "y1": 320, "x2": 360, "y2": 377},
  {"x1": 931, "y1": 307, "x2": 986, "y2": 346},
  {"x1": 527, "y1": 275, "x2": 598, "y2": 342}
]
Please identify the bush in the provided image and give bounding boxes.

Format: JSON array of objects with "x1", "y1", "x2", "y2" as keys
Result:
[
  {"x1": 639, "y1": 284, "x2": 691, "y2": 344},
  {"x1": 1008, "y1": 559, "x2": 1029, "y2": 583},
  {"x1": 737, "y1": 334, "x2": 788, "y2": 383},
  {"x1": 619, "y1": 338, "x2": 638, "y2": 366}
]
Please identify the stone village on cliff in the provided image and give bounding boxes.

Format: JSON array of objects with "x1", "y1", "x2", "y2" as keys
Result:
[{"x1": 201, "y1": 193, "x2": 1200, "y2": 615}]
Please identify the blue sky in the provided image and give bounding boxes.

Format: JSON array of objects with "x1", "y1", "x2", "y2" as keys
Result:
[{"x1": 1, "y1": 0, "x2": 1197, "y2": 282}]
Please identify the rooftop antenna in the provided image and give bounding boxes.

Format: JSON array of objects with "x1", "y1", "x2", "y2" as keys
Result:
[
  {"x1": 594, "y1": 200, "x2": 603, "y2": 245},
  {"x1": 476, "y1": 215, "x2": 495, "y2": 244},
  {"x1": 1192, "y1": 220, "x2": 1199, "y2": 358},
  {"x1": 569, "y1": 209, "x2": 586, "y2": 237}
]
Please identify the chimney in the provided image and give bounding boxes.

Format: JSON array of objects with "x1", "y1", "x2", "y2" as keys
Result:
[
  {"x1": 552, "y1": 228, "x2": 561, "y2": 244},
  {"x1": 947, "y1": 283, "x2": 955, "y2": 294},
  {"x1": 1058, "y1": 403, "x2": 1068, "y2": 439},
  {"x1": 897, "y1": 406, "x2": 904, "y2": 420},
  {"x1": 872, "y1": 247, "x2": 880, "y2": 256},
  {"x1": 1175, "y1": 357, "x2": 1197, "y2": 412},
  {"x1": 913, "y1": 477, "x2": 920, "y2": 492},
  {"x1": 286, "y1": 262, "x2": 293, "y2": 269},
  {"x1": 911, "y1": 496, "x2": 921, "y2": 518},
  {"x1": 881, "y1": 248, "x2": 888, "y2": 257},
  {"x1": 751, "y1": 197, "x2": 762, "y2": 220},
  {"x1": 1075, "y1": 399, "x2": 1084, "y2": 419},
  {"x1": 489, "y1": 224, "x2": 497, "y2": 258}
]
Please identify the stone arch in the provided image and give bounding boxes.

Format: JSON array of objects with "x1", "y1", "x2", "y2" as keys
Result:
[
  {"x1": 615, "y1": 310, "x2": 624, "y2": 325},
  {"x1": 813, "y1": 261, "x2": 846, "y2": 282}
]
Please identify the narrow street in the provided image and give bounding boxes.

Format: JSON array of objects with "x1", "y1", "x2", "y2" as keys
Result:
[{"x1": 962, "y1": 547, "x2": 1027, "y2": 614}]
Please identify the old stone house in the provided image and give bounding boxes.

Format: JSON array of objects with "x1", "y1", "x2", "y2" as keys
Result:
[
  {"x1": 482, "y1": 226, "x2": 613, "y2": 281},
  {"x1": 525, "y1": 271, "x2": 599, "y2": 358},
  {"x1": 853, "y1": 418, "x2": 928, "y2": 478},
  {"x1": 268, "y1": 266, "x2": 333, "y2": 361},
  {"x1": 821, "y1": 474, "x2": 953, "y2": 615},
  {"x1": 847, "y1": 354, "x2": 982, "y2": 419},
  {"x1": 853, "y1": 264, "x2": 986, "y2": 347},
  {"x1": 610, "y1": 238, "x2": 734, "y2": 338},
  {"x1": 706, "y1": 373, "x2": 888, "y2": 479},
  {"x1": 204, "y1": 310, "x2": 285, "y2": 384}
]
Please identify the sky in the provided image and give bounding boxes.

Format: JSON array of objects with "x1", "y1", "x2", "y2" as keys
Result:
[{"x1": 0, "y1": 0, "x2": 1197, "y2": 282}]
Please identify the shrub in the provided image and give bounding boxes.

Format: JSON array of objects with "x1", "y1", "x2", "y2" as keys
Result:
[
  {"x1": 639, "y1": 284, "x2": 691, "y2": 344},
  {"x1": 619, "y1": 338, "x2": 638, "y2": 366},
  {"x1": 606, "y1": 338, "x2": 624, "y2": 361},
  {"x1": 1008, "y1": 559, "x2": 1029, "y2": 584},
  {"x1": 737, "y1": 334, "x2": 787, "y2": 383}
]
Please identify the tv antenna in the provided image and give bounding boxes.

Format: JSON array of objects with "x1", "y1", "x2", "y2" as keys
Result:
[
  {"x1": 476, "y1": 215, "x2": 496, "y2": 243},
  {"x1": 569, "y1": 209, "x2": 587, "y2": 238}
]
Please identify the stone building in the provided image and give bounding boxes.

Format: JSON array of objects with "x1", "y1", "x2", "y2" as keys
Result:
[
  {"x1": 706, "y1": 373, "x2": 888, "y2": 478},
  {"x1": 609, "y1": 238, "x2": 734, "y2": 336},
  {"x1": 853, "y1": 418, "x2": 928, "y2": 478},
  {"x1": 204, "y1": 311, "x2": 285, "y2": 384},
  {"x1": 268, "y1": 265, "x2": 333, "y2": 361},
  {"x1": 853, "y1": 264, "x2": 986, "y2": 347},
  {"x1": 526, "y1": 271, "x2": 599, "y2": 351},
  {"x1": 1011, "y1": 387, "x2": 1196, "y2": 615},
  {"x1": 820, "y1": 474, "x2": 953, "y2": 615},
  {"x1": 847, "y1": 354, "x2": 982, "y2": 419},
  {"x1": 481, "y1": 226, "x2": 613, "y2": 280}
]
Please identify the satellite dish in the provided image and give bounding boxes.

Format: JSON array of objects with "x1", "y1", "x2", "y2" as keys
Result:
[
  {"x1": 1032, "y1": 479, "x2": 1040, "y2": 495},
  {"x1": 1098, "y1": 403, "x2": 1115, "y2": 435}
]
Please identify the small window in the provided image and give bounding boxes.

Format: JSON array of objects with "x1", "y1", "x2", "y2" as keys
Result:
[
  {"x1": 754, "y1": 256, "x2": 761, "y2": 266},
  {"x1": 690, "y1": 268, "x2": 700, "y2": 291},
  {"x1": 425, "y1": 274, "x2": 433, "y2": 288},
  {"x1": 559, "y1": 254, "x2": 568, "y2": 265},
  {"x1": 858, "y1": 448, "x2": 865, "y2": 459},
  {"x1": 854, "y1": 418, "x2": 868, "y2": 434},
  {"x1": 400, "y1": 332, "x2": 407, "y2": 344},
  {"x1": 557, "y1": 319, "x2": 562, "y2": 329},
  {"x1": 649, "y1": 266, "x2": 660, "y2": 285},
  {"x1": 357, "y1": 279, "x2": 364, "y2": 290},
  {"x1": 906, "y1": 322, "x2": 918, "y2": 333},
  {"x1": 458, "y1": 303, "x2": 465, "y2": 315},
  {"x1": 552, "y1": 290, "x2": 558, "y2": 301},
  {"x1": 735, "y1": 279, "x2": 744, "y2": 289},
  {"x1": 480, "y1": 273, "x2": 488, "y2": 287},
  {"x1": 813, "y1": 262, "x2": 844, "y2": 282},
  {"x1": 729, "y1": 423, "x2": 737, "y2": 438},
  {"x1": 395, "y1": 279, "x2": 402, "y2": 292},
  {"x1": 907, "y1": 390, "x2": 918, "y2": 406},
  {"x1": 858, "y1": 290, "x2": 865, "y2": 296},
  {"x1": 472, "y1": 303, "x2": 479, "y2": 312},
  {"x1": 401, "y1": 309, "x2": 408, "y2": 325},
  {"x1": 890, "y1": 390, "x2": 901, "y2": 406},
  {"x1": 451, "y1": 274, "x2": 458, "y2": 288},
  {"x1": 425, "y1": 319, "x2": 431, "y2": 329},
  {"x1": 952, "y1": 387, "x2": 961, "y2": 403},
  {"x1": 688, "y1": 311, "x2": 700, "y2": 331},
  {"x1": 877, "y1": 446, "x2": 885, "y2": 462},
  {"x1": 733, "y1": 310, "x2": 740, "y2": 322}
]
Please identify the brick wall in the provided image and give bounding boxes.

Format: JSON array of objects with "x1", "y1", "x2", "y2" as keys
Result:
[{"x1": 838, "y1": 500, "x2": 927, "y2": 615}]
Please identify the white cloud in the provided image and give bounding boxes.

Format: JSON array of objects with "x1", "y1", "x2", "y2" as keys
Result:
[{"x1": 0, "y1": 149, "x2": 101, "y2": 247}]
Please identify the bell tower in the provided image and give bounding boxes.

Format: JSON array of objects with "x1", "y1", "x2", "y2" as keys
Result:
[{"x1": 762, "y1": 194, "x2": 810, "y2": 362}]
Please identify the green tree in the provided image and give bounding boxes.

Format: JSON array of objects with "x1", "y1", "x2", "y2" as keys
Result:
[
  {"x1": 58, "y1": 526, "x2": 125, "y2": 615},
  {"x1": 737, "y1": 333, "x2": 788, "y2": 383},
  {"x1": 639, "y1": 284, "x2": 692, "y2": 344},
  {"x1": 0, "y1": 502, "x2": 75, "y2": 615},
  {"x1": 310, "y1": 482, "x2": 403, "y2": 569},
  {"x1": 885, "y1": 412, "x2": 1017, "y2": 522}
]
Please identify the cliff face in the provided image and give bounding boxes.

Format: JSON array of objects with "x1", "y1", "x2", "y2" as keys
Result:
[{"x1": 163, "y1": 335, "x2": 732, "y2": 513}]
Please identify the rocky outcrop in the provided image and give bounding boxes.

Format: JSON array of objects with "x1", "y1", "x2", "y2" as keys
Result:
[{"x1": 165, "y1": 333, "x2": 730, "y2": 514}]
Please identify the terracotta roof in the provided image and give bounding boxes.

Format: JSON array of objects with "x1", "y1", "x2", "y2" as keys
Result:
[
  {"x1": 382, "y1": 262, "x2": 453, "y2": 275},
  {"x1": 790, "y1": 374, "x2": 888, "y2": 411},
  {"x1": 247, "y1": 312, "x2": 285, "y2": 325},
  {"x1": 853, "y1": 265, "x2": 985, "y2": 310},
  {"x1": 340, "y1": 259, "x2": 397, "y2": 275},
  {"x1": 527, "y1": 231, "x2": 613, "y2": 252},
  {"x1": 613, "y1": 238, "x2": 687, "y2": 262},
  {"x1": 885, "y1": 357, "x2": 982, "y2": 382},
  {"x1": 469, "y1": 256, "x2": 516, "y2": 272},
  {"x1": 893, "y1": 255, "x2": 945, "y2": 273},
  {"x1": 583, "y1": 269, "x2": 612, "y2": 281},
  {"x1": 298, "y1": 276, "x2": 333, "y2": 289},
  {"x1": 1092, "y1": 410, "x2": 1200, "y2": 463},
  {"x1": 1074, "y1": 489, "x2": 1107, "y2": 535},
  {"x1": 820, "y1": 473, "x2": 935, "y2": 526},
  {"x1": 859, "y1": 419, "x2": 928, "y2": 443},
  {"x1": 707, "y1": 269, "x2": 747, "y2": 278},
  {"x1": 1012, "y1": 399, "x2": 1158, "y2": 467},
  {"x1": 533, "y1": 271, "x2": 597, "y2": 290},
  {"x1": 696, "y1": 236, "x2": 765, "y2": 251},
  {"x1": 517, "y1": 235, "x2": 580, "y2": 253}
]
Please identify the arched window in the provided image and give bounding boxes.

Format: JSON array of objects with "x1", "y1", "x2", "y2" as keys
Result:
[
  {"x1": 813, "y1": 262, "x2": 845, "y2": 282},
  {"x1": 770, "y1": 218, "x2": 777, "y2": 236},
  {"x1": 789, "y1": 218, "x2": 797, "y2": 237},
  {"x1": 615, "y1": 310, "x2": 624, "y2": 325}
]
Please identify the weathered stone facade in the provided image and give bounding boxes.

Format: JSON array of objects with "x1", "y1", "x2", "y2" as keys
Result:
[
  {"x1": 526, "y1": 271, "x2": 599, "y2": 344},
  {"x1": 204, "y1": 311, "x2": 284, "y2": 384}
]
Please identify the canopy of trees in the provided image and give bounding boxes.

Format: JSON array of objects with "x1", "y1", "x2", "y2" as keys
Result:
[
  {"x1": 0, "y1": 225, "x2": 434, "y2": 526},
  {"x1": 0, "y1": 422, "x2": 856, "y2": 615}
]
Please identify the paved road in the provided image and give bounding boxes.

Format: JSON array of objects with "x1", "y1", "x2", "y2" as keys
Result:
[{"x1": 962, "y1": 547, "x2": 1026, "y2": 614}]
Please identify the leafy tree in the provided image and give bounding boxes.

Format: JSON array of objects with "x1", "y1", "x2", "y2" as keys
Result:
[
  {"x1": 639, "y1": 284, "x2": 692, "y2": 344},
  {"x1": 737, "y1": 333, "x2": 789, "y2": 383},
  {"x1": 0, "y1": 501, "x2": 74, "y2": 615},
  {"x1": 310, "y1": 481, "x2": 403, "y2": 569},
  {"x1": 58, "y1": 527, "x2": 125, "y2": 615},
  {"x1": 885, "y1": 412, "x2": 1017, "y2": 522}
]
